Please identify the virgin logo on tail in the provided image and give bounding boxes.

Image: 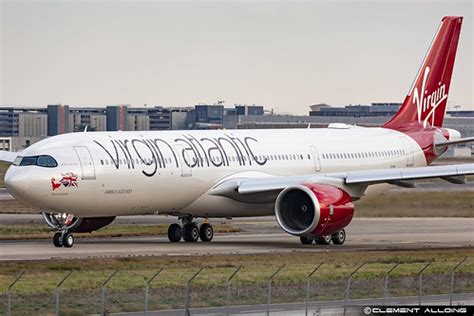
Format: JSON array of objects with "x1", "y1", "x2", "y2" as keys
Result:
[{"x1": 413, "y1": 67, "x2": 448, "y2": 128}]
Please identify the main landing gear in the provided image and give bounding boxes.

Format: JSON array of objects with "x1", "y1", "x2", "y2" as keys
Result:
[
  {"x1": 299, "y1": 229, "x2": 346, "y2": 246},
  {"x1": 167, "y1": 217, "x2": 214, "y2": 243}
]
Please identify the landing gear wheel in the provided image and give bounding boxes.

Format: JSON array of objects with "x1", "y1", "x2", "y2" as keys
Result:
[
  {"x1": 63, "y1": 233, "x2": 74, "y2": 248},
  {"x1": 300, "y1": 236, "x2": 314, "y2": 245},
  {"x1": 315, "y1": 235, "x2": 331, "y2": 245},
  {"x1": 199, "y1": 223, "x2": 214, "y2": 242},
  {"x1": 53, "y1": 232, "x2": 63, "y2": 247},
  {"x1": 331, "y1": 229, "x2": 346, "y2": 245},
  {"x1": 183, "y1": 223, "x2": 199, "y2": 242},
  {"x1": 168, "y1": 223, "x2": 182, "y2": 242}
]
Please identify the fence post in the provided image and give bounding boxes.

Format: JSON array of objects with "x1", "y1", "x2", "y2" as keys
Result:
[
  {"x1": 7, "y1": 271, "x2": 24, "y2": 316},
  {"x1": 343, "y1": 262, "x2": 367, "y2": 316},
  {"x1": 267, "y1": 264, "x2": 285, "y2": 316},
  {"x1": 100, "y1": 270, "x2": 118, "y2": 316},
  {"x1": 417, "y1": 260, "x2": 433, "y2": 306},
  {"x1": 305, "y1": 263, "x2": 323, "y2": 316},
  {"x1": 184, "y1": 268, "x2": 203, "y2": 316},
  {"x1": 144, "y1": 268, "x2": 163, "y2": 316},
  {"x1": 383, "y1": 263, "x2": 399, "y2": 306},
  {"x1": 55, "y1": 270, "x2": 73, "y2": 316},
  {"x1": 226, "y1": 265, "x2": 242, "y2": 316},
  {"x1": 450, "y1": 256, "x2": 468, "y2": 306}
]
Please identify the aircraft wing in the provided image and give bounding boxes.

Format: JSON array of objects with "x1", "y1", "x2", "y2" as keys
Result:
[
  {"x1": 0, "y1": 151, "x2": 18, "y2": 163},
  {"x1": 210, "y1": 163, "x2": 474, "y2": 199}
]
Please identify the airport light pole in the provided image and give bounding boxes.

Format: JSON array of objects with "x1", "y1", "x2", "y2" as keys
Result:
[
  {"x1": 100, "y1": 270, "x2": 118, "y2": 316},
  {"x1": 184, "y1": 267, "x2": 203, "y2": 316},
  {"x1": 383, "y1": 263, "x2": 400, "y2": 306},
  {"x1": 450, "y1": 256, "x2": 468, "y2": 306},
  {"x1": 226, "y1": 265, "x2": 242, "y2": 316},
  {"x1": 305, "y1": 263, "x2": 324, "y2": 316},
  {"x1": 144, "y1": 269, "x2": 163, "y2": 316},
  {"x1": 6, "y1": 271, "x2": 24, "y2": 316},
  {"x1": 343, "y1": 262, "x2": 367, "y2": 316},
  {"x1": 417, "y1": 260, "x2": 433, "y2": 306},
  {"x1": 55, "y1": 270, "x2": 73, "y2": 316},
  {"x1": 267, "y1": 264, "x2": 285, "y2": 316}
]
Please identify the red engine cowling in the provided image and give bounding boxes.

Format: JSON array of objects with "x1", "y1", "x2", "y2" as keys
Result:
[{"x1": 275, "y1": 184, "x2": 354, "y2": 237}]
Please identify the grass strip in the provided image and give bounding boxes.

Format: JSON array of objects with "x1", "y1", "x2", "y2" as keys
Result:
[{"x1": 0, "y1": 223, "x2": 241, "y2": 240}]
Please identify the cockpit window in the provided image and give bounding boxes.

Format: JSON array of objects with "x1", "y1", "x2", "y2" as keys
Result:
[
  {"x1": 19, "y1": 156, "x2": 37, "y2": 166},
  {"x1": 12, "y1": 156, "x2": 22, "y2": 166},
  {"x1": 37, "y1": 156, "x2": 58, "y2": 167},
  {"x1": 15, "y1": 155, "x2": 58, "y2": 168}
]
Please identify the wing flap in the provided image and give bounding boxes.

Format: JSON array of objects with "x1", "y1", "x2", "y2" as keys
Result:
[
  {"x1": 211, "y1": 163, "x2": 474, "y2": 199},
  {"x1": 345, "y1": 164, "x2": 474, "y2": 184}
]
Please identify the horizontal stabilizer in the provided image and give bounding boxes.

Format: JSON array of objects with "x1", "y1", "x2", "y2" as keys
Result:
[{"x1": 435, "y1": 137, "x2": 474, "y2": 147}]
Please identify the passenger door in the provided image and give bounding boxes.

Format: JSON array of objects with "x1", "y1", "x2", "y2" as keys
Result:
[
  {"x1": 74, "y1": 146, "x2": 96, "y2": 180},
  {"x1": 399, "y1": 137, "x2": 415, "y2": 167},
  {"x1": 310, "y1": 145, "x2": 321, "y2": 172},
  {"x1": 173, "y1": 144, "x2": 192, "y2": 177}
]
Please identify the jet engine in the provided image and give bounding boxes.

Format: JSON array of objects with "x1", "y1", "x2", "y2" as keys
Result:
[{"x1": 275, "y1": 184, "x2": 354, "y2": 237}]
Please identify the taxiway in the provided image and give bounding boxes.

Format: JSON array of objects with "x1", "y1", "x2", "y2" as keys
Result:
[{"x1": 0, "y1": 217, "x2": 472, "y2": 261}]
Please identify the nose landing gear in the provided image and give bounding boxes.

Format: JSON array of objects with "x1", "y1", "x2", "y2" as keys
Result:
[
  {"x1": 53, "y1": 232, "x2": 74, "y2": 248},
  {"x1": 167, "y1": 217, "x2": 214, "y2": 243},
  {"x1": 42, "y1": 212, "x2": 80, "y2": 248}
]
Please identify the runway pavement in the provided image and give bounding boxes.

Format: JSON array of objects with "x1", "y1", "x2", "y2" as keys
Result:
[{"x1": 0, "y1": 216, "x2": 472, "y2": 261}]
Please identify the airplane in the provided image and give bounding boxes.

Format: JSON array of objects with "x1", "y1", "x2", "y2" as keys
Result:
[{"x1": 1, "y1": 16, "x2": 473, "y2": 248}]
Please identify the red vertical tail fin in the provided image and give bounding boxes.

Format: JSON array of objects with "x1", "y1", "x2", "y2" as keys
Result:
[{"x1": 383, "y1": 16, "x2": 463, "y2": 130}]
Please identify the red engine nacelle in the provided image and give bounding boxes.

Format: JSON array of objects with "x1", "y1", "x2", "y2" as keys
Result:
[{"x1": 275, "y1": 184, "x2": 354, "y2": 237}]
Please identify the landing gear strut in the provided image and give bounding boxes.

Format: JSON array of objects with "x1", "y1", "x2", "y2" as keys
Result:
[
  {"x1": 167, "y1": 217, "x2": 214, "y2": 243},
  {"x1": 42, "y1": 212, "x2": 79, "y2": 248},
  {"x1": 299, "y1": 229, "x2": 346, "y2": 246}
]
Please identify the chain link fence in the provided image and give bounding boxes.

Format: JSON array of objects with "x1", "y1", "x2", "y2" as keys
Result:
[{"x1": 1, "y1": 257, "x2": 472, "y2": 315}]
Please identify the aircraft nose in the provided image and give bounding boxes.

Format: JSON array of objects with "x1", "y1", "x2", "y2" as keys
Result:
[{"x1": 5, "y1": 167, "x2": 27, "y2": 199}]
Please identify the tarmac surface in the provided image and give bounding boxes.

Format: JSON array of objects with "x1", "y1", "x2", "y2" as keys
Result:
[
  {"x1": 113, "y1": 293, "x2": 474, "y2": 316},
  {"x1": 0, "y1": 216, "x2": 472, "y2": 261}
]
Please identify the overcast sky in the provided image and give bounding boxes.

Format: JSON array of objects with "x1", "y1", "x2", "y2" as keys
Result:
[{"x1": 1, "y1": 0, "x2": 472, "y2": 114}]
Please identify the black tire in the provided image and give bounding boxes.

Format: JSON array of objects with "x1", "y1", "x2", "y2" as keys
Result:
[
  {"x1": 199, "y1": 223, "x2": 214, "y2": 242},
  {"x1": 63, "y1": 233, "x2": 74, "y2": 248},
  {"x1": 315, "y1": 235, "x2": 331, "y2": 245},
  {"x1": 168, "y1": 223, "x2": 182, "y2": 242},
  {"x1": 183, "y1": 223, "x2": 199, "y2": 242},
  {"x1": 331, "y1": 229, "x2": 346, "y2": 245},
  {"x1": 300, "y1": 236, "x2": 314, "y2": 245},
  {"x1": 53, "y1": 232, "x2": 63, "y2": 247}
]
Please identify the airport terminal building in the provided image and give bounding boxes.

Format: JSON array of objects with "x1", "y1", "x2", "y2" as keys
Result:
[{"x1": 0, "y1": 103, "x2": 472, "y2": 156}]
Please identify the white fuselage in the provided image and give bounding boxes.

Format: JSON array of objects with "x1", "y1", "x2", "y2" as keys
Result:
[{"x1": 5, "y1": 126, "x2": 427, "y2": 218}]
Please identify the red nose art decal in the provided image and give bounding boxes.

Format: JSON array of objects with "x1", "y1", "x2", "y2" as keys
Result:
[{"x1": 51, "y1": 173, "x2": 78, "y2": 191}]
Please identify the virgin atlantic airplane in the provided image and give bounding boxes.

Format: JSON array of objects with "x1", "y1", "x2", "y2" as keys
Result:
[{"x1": 1, "y1": 16, "x2": 473, "y2": 248}]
